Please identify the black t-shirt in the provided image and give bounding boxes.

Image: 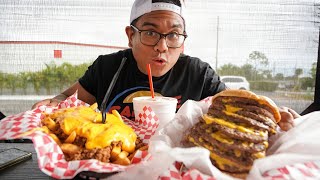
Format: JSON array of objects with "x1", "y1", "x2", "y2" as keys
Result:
[{"x1": 79, "y1": 49, "x2": 226, "y2": 119}]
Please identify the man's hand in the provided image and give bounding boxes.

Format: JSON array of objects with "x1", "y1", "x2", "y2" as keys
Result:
[
  {"x1": 31, "y1": 82, "x2": 96, "y2": 110},
  {"x1": 31, "y1": 94, "x2": 67, "y2": 109},
  {"x1": 277, "y1": 106, "x2": 301, "y2": 131},
  {"x1": 31, "y1": 98, "x2": 61, "y2": 109}
]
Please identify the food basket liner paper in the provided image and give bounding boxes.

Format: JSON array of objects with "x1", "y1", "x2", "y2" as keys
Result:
[
  {"x1": 108, "y1": 99, "x2": 320, "y2": 180},
  {"x1": 0, "y1": 92, "x2": 157, "y2": 179}
]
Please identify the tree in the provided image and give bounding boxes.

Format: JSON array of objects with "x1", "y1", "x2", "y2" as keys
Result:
[
  {"x1": 71, "y1": 63, "x2": 90, "y2": 83},
  {"x1": 293, "y1": 68, "x2": 303, "y2": 91},
  {"x1": 0, "y1": 72, "x2": 4, "y2": 94},
  {"x1": 239, "y1": 64, "x2": 254, "y2": 80},
  {"x1": 0, "y1": 61, "x2": 92, "y2": 95},
  {"x1": 41, "y1": 63, "x2": 58, "y2": 94},
  {"x1": 247, "y1": 51, "x2": 269, "y2": 80},
  {"x1": 300, "y1": 77, "x2": 314, "y2": 90},
  {"x1": 274, "y1": 73, "x2": 284, "y2": 80},
  {"x1": 217, "y1": 63, "x2": 256, "y2": 81},
  {"x1": 261, "y1": 70, "x2": 272, "y2": 79},
  {"x1": 217, "y1": 63, "x2": 241, "y2": 76},
  {"x1": 17, "y1": 72, "x2": 30, "y2": 95},
  {"x1": 30, "y1": 72, "x2": 42, "y2": 95},
  {"x1": 310, "y1": 62, "x2": 317, "y2": 80},
  {"x1": 5, "y1": 73, "x2": 17, "y2": 94},
  {"x1": 57, "y1": 63, "x2": 73, "y2": 91}
]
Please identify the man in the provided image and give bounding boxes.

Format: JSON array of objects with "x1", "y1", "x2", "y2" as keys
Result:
[{"x1": 32, "y1": 0, "x2": 298, "y2": 130}]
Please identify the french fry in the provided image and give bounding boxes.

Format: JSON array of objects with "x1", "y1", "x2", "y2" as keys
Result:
[
  {"x1": 128, "y1": 145, "x2": 149, "y2": 161},
  {"x1": 110, "y1": 144, "x2": 122, "y2": 161},
  {"x1": 112, "y1": 110, "x2": 123, "y2": 122},
  {"x1": 60, "y1": 143, "x2": 82, "y2": 154},
  {"x1": 41, "y1": 125, "x2": 50, "y2": 134},
  {"x1": 112, "y1": 151, "x2": 131, "y2": 166},
  {"x1": 138, "y1": 145, "x2": 149, "y2": 151},
  {"x1": 49, "y1": 133, "x2": 61, "y2": 145},
  {"x1": 64, "y1": 131, "x2": 77, "y2": 143},
  {"x1": 120, "y1": 151, "x2": 129, "y2": 157},
  {"x1": 90, "y1": 103, "x2": 98, "y2": 110},
  {"x1": 49, "y1": 110, "x2": 65, "y2": 119},
  {"x1": 127, "y1": 152, "x2": 135, "y2": 161},
  {"x1": 42, "y1": 117, "x2": 57, "y2": 131}
]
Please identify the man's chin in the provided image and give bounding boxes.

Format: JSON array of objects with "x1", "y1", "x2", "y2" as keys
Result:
[{"x1": 152, "y1": 69, "x2": 170, "y2": 77}]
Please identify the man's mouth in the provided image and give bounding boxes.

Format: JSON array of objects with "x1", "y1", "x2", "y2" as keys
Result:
[{"x1": 152, "y1": 58, "x2": 167, "y2": 65}]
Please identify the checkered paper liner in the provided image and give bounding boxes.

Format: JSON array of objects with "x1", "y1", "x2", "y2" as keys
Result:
[
  {"x1": 126, "y1": 106, "x2": 159, "y2": 143},
  {"x1": 159, "y1": 161, "x2": 217, "y2": 180},
  {"x1": 262, "y1": 161, "x2": 320, "y2": 180},
  {"x1": 158, "y1": 161, "x2": 320, "y2": 180},
  {"x1": 0, "y1": 93, "x2": 157, "y2": 179}
]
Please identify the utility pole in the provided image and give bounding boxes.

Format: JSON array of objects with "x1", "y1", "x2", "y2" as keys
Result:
[{"x1": 215, "y1": 16, "x2": 219, "y2": 71}]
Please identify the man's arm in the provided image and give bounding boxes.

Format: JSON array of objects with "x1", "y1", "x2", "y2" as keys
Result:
[{"x1": 31, "y1": 82, "x2": 96, "y2": 109}]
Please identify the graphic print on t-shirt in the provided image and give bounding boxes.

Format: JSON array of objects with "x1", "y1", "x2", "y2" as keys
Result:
[{"x1": 106, "y1": 86, "x2": 182, "y2": 120}]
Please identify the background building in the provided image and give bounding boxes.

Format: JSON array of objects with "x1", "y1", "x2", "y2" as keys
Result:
[{"x1": 0, "y1": 41, "x2": 125, "y2": 73}]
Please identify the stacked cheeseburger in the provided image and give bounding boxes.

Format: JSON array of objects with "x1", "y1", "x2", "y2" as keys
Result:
[{"x1": 185, "y1": 90, "x2": 281, "y2": 177}]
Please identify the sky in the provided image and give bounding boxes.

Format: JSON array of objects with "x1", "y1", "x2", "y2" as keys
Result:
[{"x1": 0, "y1": 0, "x2": 319, "y2": 76}]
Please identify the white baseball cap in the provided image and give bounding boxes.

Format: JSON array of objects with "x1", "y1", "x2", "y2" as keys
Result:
[{"x1": 130, "y1": 0, "x2": 186, "y2": 24}]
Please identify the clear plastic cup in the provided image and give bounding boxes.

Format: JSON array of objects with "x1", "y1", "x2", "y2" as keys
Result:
[{"x1": 133, "y1": 96, "x2": 178, "y2": 131}]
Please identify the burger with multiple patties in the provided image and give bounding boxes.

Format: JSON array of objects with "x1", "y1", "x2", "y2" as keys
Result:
[{"x1": 184, "y1": 89, "x2": 281, "y2": 178}]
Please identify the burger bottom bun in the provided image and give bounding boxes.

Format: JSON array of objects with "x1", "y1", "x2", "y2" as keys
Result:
[{"x1": 222, "y1": 171, "x2": 248, "y2": 179}]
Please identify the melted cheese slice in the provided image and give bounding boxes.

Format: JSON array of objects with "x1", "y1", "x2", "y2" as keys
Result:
[
  {"x1": 253, "y1": 151, "x2": 266, "y2": 158},
  {"x1": 234, "y1": 149, "x2": 241, "y2": 157},
  {"x1": 225, "y1": 105, "x2": 242, "y2": 113},
  {"x1": 203, "y1": 114, "x2": 268, "y2": 137},
  {"x1": 188, "y1": 136, "x2": 236, "y2": 169},
  {"x1": 211, "y1": 131, "x2": 234, "y2": 144},
  {"x1": 203, "y1": 114, "x2": 256, "y2": 134},
  {"x1": 59, "y1": 107, "x2": 137, "y2": 153}
]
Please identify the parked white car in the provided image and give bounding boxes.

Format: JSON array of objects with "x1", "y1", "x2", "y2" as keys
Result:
[{"x1": 220, "y1": 76, "x2": 250, "y2": 90}]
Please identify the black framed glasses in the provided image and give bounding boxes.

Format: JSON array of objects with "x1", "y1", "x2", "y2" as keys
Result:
[{"x1": 131, "y1": 25, "x2": 187, "y2": 48}]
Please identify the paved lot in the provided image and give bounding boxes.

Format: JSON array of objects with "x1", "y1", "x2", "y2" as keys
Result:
[
  {"x1": 1, "y1": 100, "x2": 38, "y2": 116},
  {"x1": 0, "y1": 95, "x2": 53, "y2": 116}
]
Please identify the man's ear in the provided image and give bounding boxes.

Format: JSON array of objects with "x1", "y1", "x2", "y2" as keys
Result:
[{"x1": 125, "y1": 26, "x2": 134, "y2": 47}]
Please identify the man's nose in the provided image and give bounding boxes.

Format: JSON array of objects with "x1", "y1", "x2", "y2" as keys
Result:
[{"x1": 154, "y1": 37, "x2": 168, "y2": 53}]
